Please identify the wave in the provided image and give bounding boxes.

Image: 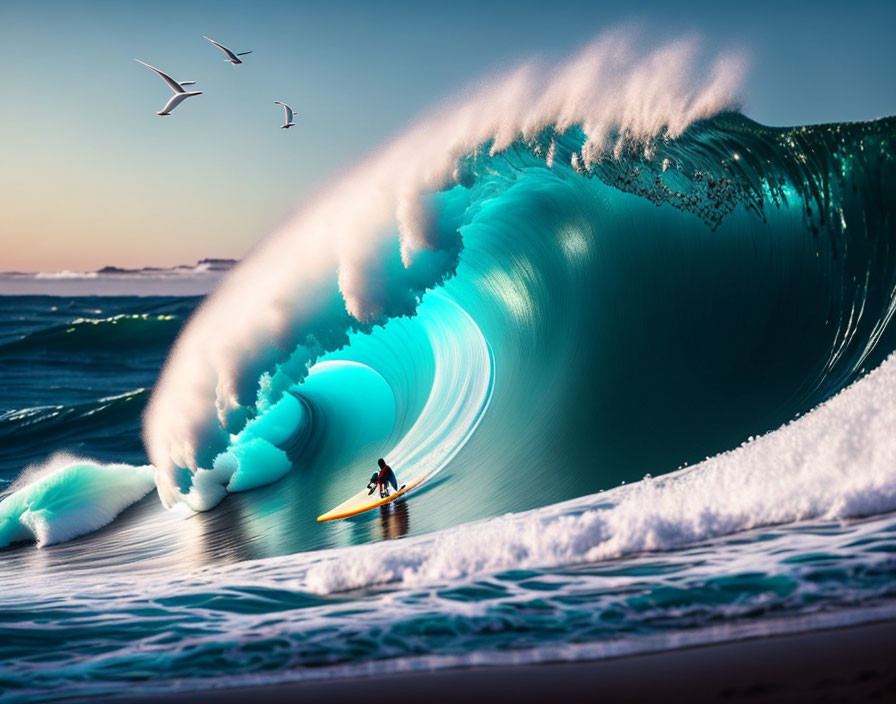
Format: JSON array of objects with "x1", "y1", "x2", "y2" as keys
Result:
[
  {"x1": 0, "y1": 389, "x2": 149, "y2": 467},
  {"x1": 0, "y1": 454, "x2": 154, "y2": 548},
  {"x1": 2, "y1": 29, "x2": 896, "y2": 702},
  {"x1": 155, "y1": 293, "x2": 494, "y2": 511},
  {"x1": 1, "y1": 353, "x2": 895, "y2": 695},
  {"x1": 143, "y1": 33, "x2": 895, "y2": 533},
  {"x1": 0, "y1": 298, "x2": 199, "y2": 492},
  {"x1": 5, "y1": 32, "x2": 895, "y2": 562},
  {"x1": 0, "y1": 314, "x2": 182, "y2": 355},
  {"x1": 144, "y1": 33, "x2": 747, "y2": 508}
]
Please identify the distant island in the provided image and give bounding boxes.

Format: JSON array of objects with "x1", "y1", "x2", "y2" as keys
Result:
[{"x1": 3, "y1": 259, "x2": 239, "y2": 277}]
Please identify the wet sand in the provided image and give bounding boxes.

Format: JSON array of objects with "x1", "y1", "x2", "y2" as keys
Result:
[{"x1": 119, "y1": 619, "x2": 896, "y2": 703}]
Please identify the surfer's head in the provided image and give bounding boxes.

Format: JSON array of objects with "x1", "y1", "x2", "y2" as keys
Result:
[{"x1": 378, "y1": 458, "x2": 386, "y2": 468}]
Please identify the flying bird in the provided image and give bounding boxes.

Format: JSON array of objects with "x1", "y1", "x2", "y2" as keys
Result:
[
  {"x1": 274, "y1": 101, "x2": 296, "y2": 129},
  {"x1": 203, "y1": 36, "x2": 252, "y2": 64},
  {"x1": 135, "y1": 59, "x2": 202, "y2": 116}
]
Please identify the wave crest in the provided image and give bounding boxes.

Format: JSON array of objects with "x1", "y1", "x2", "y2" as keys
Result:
[{"x1": 144, "y1": 32, "x2": 744, "y2": 507}]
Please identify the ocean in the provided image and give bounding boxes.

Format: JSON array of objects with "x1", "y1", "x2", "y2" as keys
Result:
[{"x1": 1, "y1": 38, "x2": 895, "y2": 702}]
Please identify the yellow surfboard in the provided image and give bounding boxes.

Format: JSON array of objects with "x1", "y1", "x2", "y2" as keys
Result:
[{"x1": 317, "y1": 478, "x2": 421, "y2": 522}]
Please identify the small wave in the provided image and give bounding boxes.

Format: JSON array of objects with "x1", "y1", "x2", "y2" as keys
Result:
[
  {"x1": 0, "y1": 390, "x2": 149, "y2": 472},
  {"x1": 0, "y1": 314, "x2": 183, "y2": 355},
  {"x1": 33, "y1": 270, "x2": 99, "y2": 280},
  {"x1": 0, "y1": 454, "x2": 155, "y2": 548}
]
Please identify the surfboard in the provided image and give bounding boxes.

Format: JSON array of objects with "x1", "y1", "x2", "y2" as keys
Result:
[{"x1": 317, "y1": 480, "x2": 416, "y2": 522}]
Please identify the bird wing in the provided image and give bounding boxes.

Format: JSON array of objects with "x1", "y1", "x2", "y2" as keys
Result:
[
  {"x1": 274, "y1": 101, "x2": 294, "y2": 122},
  {"x1": 159, "y1": 92, "x2": 192, "y2": 114},
  {"x1": 203, "y1": 36, "x2": 239, "y2": 62},
  {"x1": 135, "y1": 59, "x2": 184, "y2": 94}
]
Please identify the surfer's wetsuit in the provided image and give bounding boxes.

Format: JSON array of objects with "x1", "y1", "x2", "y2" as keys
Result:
[{"x1": 373, "y1": 458, "x2": 398, "y2": 497}]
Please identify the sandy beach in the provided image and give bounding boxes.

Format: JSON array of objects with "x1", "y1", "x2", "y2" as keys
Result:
[{"x1": 118, "y1": 619, "x2": 896, "y2": 703}]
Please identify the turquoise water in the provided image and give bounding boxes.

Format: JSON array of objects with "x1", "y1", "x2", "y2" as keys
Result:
[{"x1": 1, "y1": 106, "x2": 896, "y2": 701}]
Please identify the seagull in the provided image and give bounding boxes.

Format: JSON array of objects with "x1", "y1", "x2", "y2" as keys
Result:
[
  {"x1": 135, "y1": 59, "x2": 202, "y2": 116},
  {"x1": 203, "y1": 36, "x2": 252, "y2": 64},
  {"x1": 274, "y1": 101, "x2": 296, "y2": 129}
]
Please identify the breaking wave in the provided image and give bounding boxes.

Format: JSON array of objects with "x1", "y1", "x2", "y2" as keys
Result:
[
  {"x1": 3, "y1": 32, "x2": 895, "y2": 563},
  {"x1": 144, "y1": 33, "x2": 748, "y2": 508},
  {"x1": 141, "y1": 33, "x2": 895, "y2": 539}
]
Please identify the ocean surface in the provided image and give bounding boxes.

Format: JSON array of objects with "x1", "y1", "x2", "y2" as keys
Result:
[{"x1": 2, "y1": 38, "x2": 896, "y2": 702}]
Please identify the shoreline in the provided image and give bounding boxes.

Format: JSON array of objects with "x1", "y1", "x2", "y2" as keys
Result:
[{"x1": 117, "y1": 618, "x2": 896, "y2": 703}]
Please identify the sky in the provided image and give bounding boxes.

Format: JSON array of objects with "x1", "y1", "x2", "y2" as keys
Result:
[{"x1": 1, "y1": 0, "x2": 894, "y2": 272}]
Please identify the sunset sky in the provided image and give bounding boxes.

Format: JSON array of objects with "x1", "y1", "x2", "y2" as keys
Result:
[{"x1": 1, "y1": 0, "x2": 894, "y2": 272}]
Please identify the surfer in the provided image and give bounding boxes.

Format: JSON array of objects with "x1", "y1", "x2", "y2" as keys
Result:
[{"x1": 367, "y1": 458, "x2": 398, "y2": 498}]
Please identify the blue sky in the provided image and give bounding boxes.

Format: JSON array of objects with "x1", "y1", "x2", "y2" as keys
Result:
[{"x1": 1, "y1": 0, "x2": 894, "y2": 271}]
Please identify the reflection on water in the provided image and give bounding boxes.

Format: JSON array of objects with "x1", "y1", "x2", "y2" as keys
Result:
[
  {"x1": 379, "y1": 500, "x2": 410, "y2": 540},
  {"x1": 0, "y1": 465, "x2": 416, "y2": 579}
]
